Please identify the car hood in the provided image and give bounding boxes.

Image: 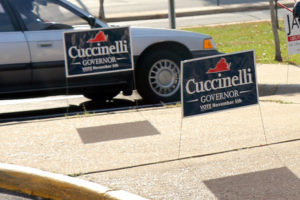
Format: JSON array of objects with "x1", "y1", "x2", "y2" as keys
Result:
[
  {"x1": 130, "y1": 26, "x2": 211, "y2": 39},
  {"x1": 129, "y1": 26, "x2": 215, "y2": 55}
]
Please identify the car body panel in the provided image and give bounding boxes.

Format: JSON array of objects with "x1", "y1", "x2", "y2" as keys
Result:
[
  {"x1": 0, "y1": 32, "x2": 31, "y2": 64},
  {"x1": 25, "y1": 30, "x2": 66, "y2": 86},
  {"x1": 24, "y1": 30, "x2": 64, "y2": 62},
  {"x1": 0, "y1": 31, "x2": 31, "y2": 89}
]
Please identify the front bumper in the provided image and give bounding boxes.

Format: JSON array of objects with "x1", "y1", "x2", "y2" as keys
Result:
[{"x1": 191, "y1": 50, "x2": 222, "y2": 59}]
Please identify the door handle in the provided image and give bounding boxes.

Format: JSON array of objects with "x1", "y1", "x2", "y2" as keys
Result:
[{"x1": 38, "y1": 43, "x2": 53, "y2": 48}]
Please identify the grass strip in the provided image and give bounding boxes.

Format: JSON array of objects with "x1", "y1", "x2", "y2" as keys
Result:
[{"x1": 184, "y1": 21, "x2": 300, "y2": 65}]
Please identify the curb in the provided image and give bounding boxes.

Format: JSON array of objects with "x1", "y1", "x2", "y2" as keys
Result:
[
  {"x1": 105, "y1": 2, "x2": 295, "y2": 23},
  {"x1": 0, "y1": 163, "x2": 148, "y2": 200}
]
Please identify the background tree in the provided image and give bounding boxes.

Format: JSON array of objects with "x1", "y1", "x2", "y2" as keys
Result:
[
  {"x1": 99, "y1": 0, "x2": 105, "y2": 21},
  {"x1": 269, "y1": 0, "x2": 282, "y2": 61}
]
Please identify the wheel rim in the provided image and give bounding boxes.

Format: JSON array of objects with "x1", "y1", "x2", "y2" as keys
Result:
[{"x1": 148, "y1": 59, "x2": 180, "y2": 98}]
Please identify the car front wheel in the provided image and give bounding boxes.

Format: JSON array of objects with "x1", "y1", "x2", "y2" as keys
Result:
[{"x1": 136, "y1": 50, "x2": 182, "y2": 103}]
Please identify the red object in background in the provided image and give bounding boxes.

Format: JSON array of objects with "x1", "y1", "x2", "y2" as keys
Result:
[{"x1": 277, "y1": 1, "x2": 294, "y2": 13}]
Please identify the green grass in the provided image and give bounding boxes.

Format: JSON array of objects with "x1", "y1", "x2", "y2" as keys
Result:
[{"x1": 184, "y1": 21, "x2": 300, "y2": 65}]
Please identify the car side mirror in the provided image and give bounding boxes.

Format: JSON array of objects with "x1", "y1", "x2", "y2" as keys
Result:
[
  {"x1": 88, "y1": 15, "x2": 98, "y2": 28},
  {"x1": 35, "y1": 0, "x2": 47, "y2": 6}
]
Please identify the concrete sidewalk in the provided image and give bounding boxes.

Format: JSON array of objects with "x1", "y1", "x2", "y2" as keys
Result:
[
  {"x1": 79, "y1": 63, "x2": 300, "y2": 199},
  {"x1": 0, "y1": 63, "x2": 299, "y2": 199},
  {"x1": 82, "y1": 140, "x2": 300, "y2": 200}
]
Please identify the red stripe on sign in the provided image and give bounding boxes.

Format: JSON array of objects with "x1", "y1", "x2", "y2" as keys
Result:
[{"x1": 288, "y1": 35, "x2": 300, "y2": 41}]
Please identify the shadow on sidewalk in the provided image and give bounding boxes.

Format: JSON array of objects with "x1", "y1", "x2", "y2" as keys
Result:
[
  {"x1": 259, "y1": 84, "x2": 300, "y2": 97},
  {"x1": 0, "y1": 99, "x2": 140, "y2": 124},
  {"x1": 0, "y1": 83, "x2": 298, "y2": 123},
  {"x1": 204, "y1": 167, "x2": 300, "y2": 200},
  {"x1": 77, "y1": 120, "x2": 161, "y2": 144}
]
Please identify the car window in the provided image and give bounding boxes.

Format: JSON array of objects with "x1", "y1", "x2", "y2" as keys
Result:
[
  {"x1": 0, "y1": 0, "x2": 15, "y2": 32},
  {"x1": 10, "y1": 0, "x2": 90, "y2": 31}
]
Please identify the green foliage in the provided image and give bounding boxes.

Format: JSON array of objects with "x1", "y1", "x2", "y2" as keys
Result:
[{"x1": 184, "y1": 21, "x2": 300, "y2": 65}]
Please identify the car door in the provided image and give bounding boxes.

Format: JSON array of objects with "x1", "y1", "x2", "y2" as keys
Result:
[
  {"x1": 0, "y1": 0, "x2": 31, "y2": 93},
  {"x1": 10, "y1": 0, "x2": 93, "y2": 89}
]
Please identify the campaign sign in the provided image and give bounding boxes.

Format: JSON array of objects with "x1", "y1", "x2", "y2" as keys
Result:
[
  {"x1": 181, "y1": 50, "x2": 258, "y2": 118},
  {"x1": 63, "y1": 27, "x2": 133, "y2": 77},
  {"x1": 284, "y1": 12, "x2": 300, "y2": 55}
]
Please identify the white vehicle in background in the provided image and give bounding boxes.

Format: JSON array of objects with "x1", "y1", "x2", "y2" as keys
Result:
[{"x1": 0, "y1": 0, "x2": 219, "y2": 103}]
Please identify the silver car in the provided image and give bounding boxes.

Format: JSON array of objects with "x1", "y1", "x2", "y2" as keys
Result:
[{"x1": 0, "y1": 0, "x2": 219, "y2": 103}]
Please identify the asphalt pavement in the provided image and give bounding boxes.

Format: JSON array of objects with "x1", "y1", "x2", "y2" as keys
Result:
[
  {"x1": 70, "y1": 0, "x2": 294, "y2": 23},
  {"x1": 1, "y1": 1, "x2": 300, "y2": 200},
  {"x1": 110, "y1": 9, "x2": 287, "y2": 29},
  {"x1": 77, "y1": 0, "x2": 295, "y2": 29},
  {"x1": 70, "y1": 0, "x2": 293, "y2": 22},
  {"x1": 0, "y1": 189, "x2": 42, "y2": 200}
]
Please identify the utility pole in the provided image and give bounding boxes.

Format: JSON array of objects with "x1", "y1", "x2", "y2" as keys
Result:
[
  {"x1": 99, "y1": 0, "x2": 105, "y2": 21},
  {"x1": 275, "y1": 0, "x2": 279, "y2": 28},
  {"x1": 168, "y1": 0, "x2": 176, "y2": 29}
]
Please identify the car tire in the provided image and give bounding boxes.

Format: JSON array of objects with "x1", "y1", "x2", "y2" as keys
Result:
[
  {"x1": 84, "y1": 90, "x2": 120, "y2": 101},
  {"x1": 136, "y1": 50, "x2": 182, "y2": 103}
]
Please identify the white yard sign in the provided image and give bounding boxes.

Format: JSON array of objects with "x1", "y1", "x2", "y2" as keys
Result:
[{"x1": 284, "y1": 12, "x2": 300, "y2": 55}]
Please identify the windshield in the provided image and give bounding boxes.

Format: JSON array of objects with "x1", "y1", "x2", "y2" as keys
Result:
[{"x1": 10, "y1": 0, "x2": 107, "y2": 30}]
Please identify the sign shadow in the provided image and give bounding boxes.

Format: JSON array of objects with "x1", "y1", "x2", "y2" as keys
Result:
[
  {"x1": 204, "y1": 167, "x2": 300, "y2": 200},
  {"x1": 77, "y1": 120, "x2": 161, "y2": 144},
  {"x1": 259, "y1": 84, "x2": 300, "y2": 97}
]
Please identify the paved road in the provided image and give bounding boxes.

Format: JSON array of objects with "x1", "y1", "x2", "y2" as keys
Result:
[
  {"x1": 70, "y1": 0, "x2": 272, "y2": 17},
  {"x1": 0, "y1": 189, "x2": 43, "y2": 200},
  {"x1": 110, "y1": 8, "x2": 288, "y2": 28},
  {"x1": 68, "y1": 0, "x2": 292, "y2": 29}
]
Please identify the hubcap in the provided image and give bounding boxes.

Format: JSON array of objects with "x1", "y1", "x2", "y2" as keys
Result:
[{"x1": 148, "y1": 59, "x2": 180, "y2": 98}]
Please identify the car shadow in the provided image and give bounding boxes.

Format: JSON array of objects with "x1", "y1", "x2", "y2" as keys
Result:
[
  {"x1": 0, "y1": 98, "x2": 143, "y2": 124},
  {"x1": 0, "y1": 83, "x2": 298, "y2": 124}
]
